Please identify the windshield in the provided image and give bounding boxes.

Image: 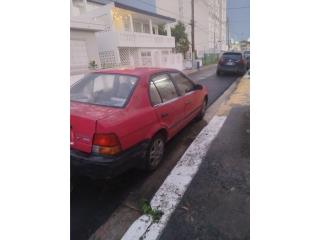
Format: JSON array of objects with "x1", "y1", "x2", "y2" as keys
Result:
[
  {"x1": 70, "y1": 73, "x2": 138, "y2": 107},
  {"x1": 222, "y1": 53, "x2": 242, "y2": 61}
]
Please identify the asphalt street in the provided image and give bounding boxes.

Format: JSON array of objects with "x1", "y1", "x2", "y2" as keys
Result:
[
  {"x1": 160, "y1": 106, "x2": 250, "y2": 240},
  {"x1": 71, "y1": 66, "x2": 239, "y2": 240}
]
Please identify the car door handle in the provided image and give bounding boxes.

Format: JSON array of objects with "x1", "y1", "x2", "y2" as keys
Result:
[{"x1": 161, "y1": 113, "x2": 169, "y2": 118}]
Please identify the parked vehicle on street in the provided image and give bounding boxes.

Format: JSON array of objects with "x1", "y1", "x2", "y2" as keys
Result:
[
  {"x1": 216, "y1": 52, "x2": 247, "y2": 76},
  {"x1": 243, "y1": 50, "x2": 250, "y2": 69},
  {"x1": 70, "y1": 68, "x2": 208, "y2": 179}
]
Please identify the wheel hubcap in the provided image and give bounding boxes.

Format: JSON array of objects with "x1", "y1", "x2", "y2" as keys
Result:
[{"x1": 149, "y1": 138, "x2": 164, "y2": 167}]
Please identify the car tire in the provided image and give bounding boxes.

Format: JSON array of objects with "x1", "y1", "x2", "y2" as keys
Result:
[
  {"x1": 195, "y1": 99, "x2": 207, "y2": 121},
  {"x1": 70, "y1": 176, "x2": 78, "y2": 192},
  {"x1": 144, "y1": 134, "x2": 165, "y2": 171}
]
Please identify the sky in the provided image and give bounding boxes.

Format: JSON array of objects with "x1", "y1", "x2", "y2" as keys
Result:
[{"x1": 227, "y1": 0, "x2": 250, "y2": 42}]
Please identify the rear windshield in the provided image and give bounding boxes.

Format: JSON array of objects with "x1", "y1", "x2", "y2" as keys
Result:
[
  {"x1": 222, "y1": 53, "x2": 242, "y2": 61},
  {"x1": 70, "y1": 73, "x2": 138, "y2": 107}
]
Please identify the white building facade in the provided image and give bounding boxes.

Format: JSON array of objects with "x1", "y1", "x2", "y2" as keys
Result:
[
  {"x1": 70, "y1": 0, "x2": 183, "y2": 75},
  {"x1": 70, "y1": 1, "x2": 104, "y2": 76},
  {"x1": 155, "y1": 0, "x2": 227, "y2": 57}
]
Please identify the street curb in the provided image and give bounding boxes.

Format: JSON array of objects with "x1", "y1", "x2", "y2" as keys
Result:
[{"x1": 204, "y1": 75, "x2": 242, "y2": 121}]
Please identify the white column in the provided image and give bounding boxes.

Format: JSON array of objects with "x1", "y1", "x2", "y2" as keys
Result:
[
  {"x1": 166, "y1": 24, "x2": 171, "y2": 36},
  {"x1": 70, "y1": 0, "x2": 74, "y2": 16},
  {"x1": 83, "y1": 0, "x2": 87, "y2": 11},
  {"x1": 149, "y1": 19, "x2": 153, "y2": 34},
  {"x1": 115, "y1": 48, "x2": 121, "y2": 66},
  {"x1": 129, "y1": 15, "x2": 134, "y2": 32}
]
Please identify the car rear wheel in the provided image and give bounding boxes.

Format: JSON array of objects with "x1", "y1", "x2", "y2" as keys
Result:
[
  {"x1": 195, "y1": 99, "x2": 207, "y2": 121},
  {"x1": 144, "y1": 134, "x2": 165, "y2": 171}
]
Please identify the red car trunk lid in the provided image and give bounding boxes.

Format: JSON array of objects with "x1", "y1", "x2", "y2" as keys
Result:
[{"x1": 70, "y1": 102, "x2": 121, "y2": 153}]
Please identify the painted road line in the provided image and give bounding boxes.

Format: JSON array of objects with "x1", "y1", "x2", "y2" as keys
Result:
[{"x1": 122, "y1": 116, "x2": 227, "y2": 240}]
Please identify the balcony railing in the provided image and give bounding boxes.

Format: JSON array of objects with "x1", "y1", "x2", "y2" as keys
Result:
[{"x1": 117, "y1": 32, "x2": 175, "y2": 48}]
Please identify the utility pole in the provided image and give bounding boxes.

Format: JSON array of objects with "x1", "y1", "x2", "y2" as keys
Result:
[
  {"x1": 227, "y1": 17, "x2": 230, "y2": 50},
  {"x1": 214, "y1": 31, "x2": 216, "y2": 53},
  {"x1": 191, "y1": 0, "x2": 195, "y2": 61}
]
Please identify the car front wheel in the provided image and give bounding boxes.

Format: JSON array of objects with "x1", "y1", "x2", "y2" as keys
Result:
[{"x1": 144, "y1": 134, "x2": 165, "y2": 171}]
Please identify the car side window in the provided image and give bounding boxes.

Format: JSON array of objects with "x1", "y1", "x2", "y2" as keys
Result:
[
  {"x1": 151, "y1": 74, "x2": 178, "y2": 103},
  {"x1": 149, "y1": 81, "x2": 162, "y2": 106},
  {"x1": 170, "y1": 72, "x2": 195, "y2": 95}
]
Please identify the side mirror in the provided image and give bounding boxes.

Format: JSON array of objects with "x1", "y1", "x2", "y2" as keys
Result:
[{"x1": 194, "y1": 84, "x2": 203, "y2": 90}]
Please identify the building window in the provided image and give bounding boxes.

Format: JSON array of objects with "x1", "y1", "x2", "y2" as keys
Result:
[
  {"x1": 141, "y1": 51, "x2": 151, "y2": 57},
  {"x1": 143, "y1": 23, "x2": 150, "y2": 33},
  {"x1": 133, "y1": 21, "x2": 142, "y2": 32},
  {"x1": 122, "y1": 15, "x2": 131, "y2": 32},
  {"x1": 141, "y1": 50, "x2": 152, "y2": 66}
]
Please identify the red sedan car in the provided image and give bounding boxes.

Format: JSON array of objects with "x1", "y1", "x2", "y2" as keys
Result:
[{"x1": 70, "y1": 68, "x2": 208, "y2": 178}]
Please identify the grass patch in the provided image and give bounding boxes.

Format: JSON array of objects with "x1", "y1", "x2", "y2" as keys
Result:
[{"x1": 139, "y1": 199, "x2": 163, "y2": 222}]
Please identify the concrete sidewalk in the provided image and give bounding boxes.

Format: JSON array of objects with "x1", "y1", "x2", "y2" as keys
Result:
[{"x1": 182, "y1": 63, "x2": 217, "y2": 76}]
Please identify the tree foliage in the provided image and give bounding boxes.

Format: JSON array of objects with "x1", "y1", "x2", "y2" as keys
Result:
[
  {"x1": 158, "y1": 24, "x2": 167, "y2": 35},
  {"x1": 171, "y1": 21, "x2": 190, "y2": 57}
]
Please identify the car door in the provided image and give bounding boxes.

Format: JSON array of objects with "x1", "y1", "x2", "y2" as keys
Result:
[
  {"x1": 149, "y1": 73, "x2": 185, "y2": 138},
  {"x1": 169, "y1": 72, "x2": 202, "y2": 124}
]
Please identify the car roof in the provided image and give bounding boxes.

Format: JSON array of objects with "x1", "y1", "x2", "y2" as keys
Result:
[{"x1": 95, "y1": 67, "x2": 179, "y2": 77}]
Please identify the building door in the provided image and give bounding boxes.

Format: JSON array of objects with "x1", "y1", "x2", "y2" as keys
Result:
[
  {"x1": 70, "y1": 39, "x2": 89, "y2": 72},
  {"x1": 141, "y1": 50, "x2": 152, "y2": 66}
]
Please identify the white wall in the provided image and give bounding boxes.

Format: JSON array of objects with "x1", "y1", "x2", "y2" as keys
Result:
[
  {"x1": 156, "y1": 0, "x2": 227, "y2": 56},
  {"x1": 70, "y1": 29, "x2": 101, "y2": 75},
  {"x1": 71, "y1": 0, "x2": 106, "y2": 17},
  {"x1": 156, "y1": 0, "x2": 192, "y2": 56},
  {"x1": 194, "y1": 0, "x2": 209, "y2": 54}
]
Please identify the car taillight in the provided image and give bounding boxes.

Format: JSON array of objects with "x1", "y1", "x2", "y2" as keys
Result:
[
  {"x1": 92, "y1": 133, "x2": 122, "y2": 155},
  {"x1": 219, "y1": 58, "x2": 224, "y2": 64}
]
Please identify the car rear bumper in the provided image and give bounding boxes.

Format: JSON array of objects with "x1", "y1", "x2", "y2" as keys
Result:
[
  {"x1": 218, "y1": 64, "x2": 246, "y2": 74},
  {"x1": 71, "y1": 141, "x2": 149, "y2": 179}
]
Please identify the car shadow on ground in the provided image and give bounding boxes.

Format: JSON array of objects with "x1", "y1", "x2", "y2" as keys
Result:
[{"x1": 70, "y1": 118, "x2": 208, "y2": 240}]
